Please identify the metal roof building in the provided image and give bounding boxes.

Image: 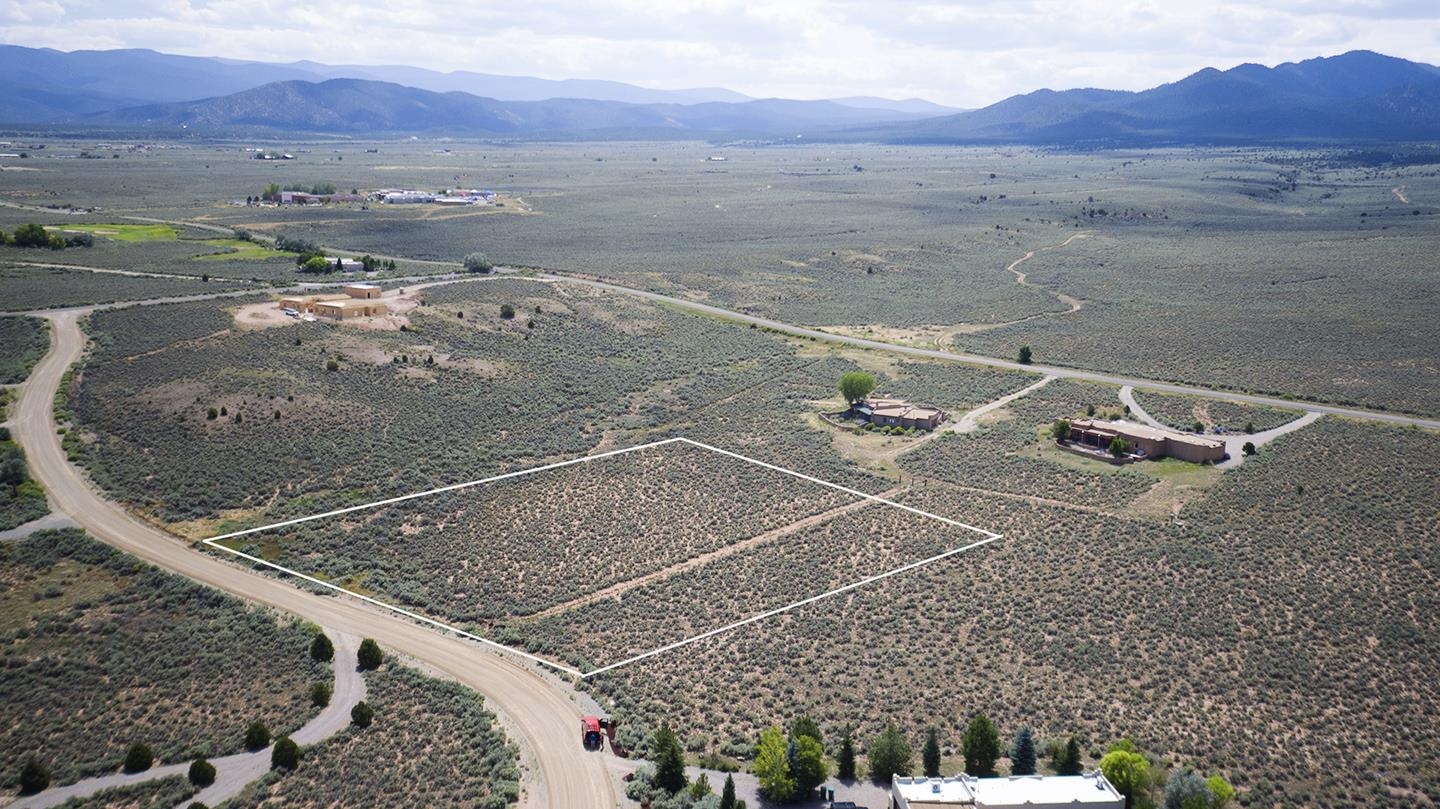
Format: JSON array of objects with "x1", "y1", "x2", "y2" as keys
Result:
[{"x1": 892, "y1": 772, "x2": 1125, "y2": 809}]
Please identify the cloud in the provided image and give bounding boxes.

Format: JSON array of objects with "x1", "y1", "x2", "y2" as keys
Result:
[{"x1": 1, "y1": 0, "x2": 1435, "y2": 106}]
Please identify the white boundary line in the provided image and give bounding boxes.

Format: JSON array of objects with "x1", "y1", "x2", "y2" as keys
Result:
[{"x1": 202, "y1": 437, "x2": 1000, "y2": 678}]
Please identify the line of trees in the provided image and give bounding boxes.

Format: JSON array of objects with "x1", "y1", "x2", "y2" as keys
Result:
[{"x1": 1, "y1": 223, "x2": 93, "y2": 250}]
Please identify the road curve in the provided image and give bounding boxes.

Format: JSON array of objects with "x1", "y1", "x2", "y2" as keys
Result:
[
  {"x1": 10, "y1": 311, "x2": 616, "y2": 809},
  {"x1": 539, "y1": 273, "x2": 1440, "y2": 431}
]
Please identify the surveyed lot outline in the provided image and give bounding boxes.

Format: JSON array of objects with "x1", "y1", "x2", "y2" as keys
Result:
[{"x1": 204, "y1": 437, "x2": 1002, "y2": 678}]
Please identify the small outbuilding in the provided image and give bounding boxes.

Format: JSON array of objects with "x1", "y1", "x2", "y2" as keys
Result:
[{"x1": 344, "y1": 283, "x2": 382, "y2": 299}]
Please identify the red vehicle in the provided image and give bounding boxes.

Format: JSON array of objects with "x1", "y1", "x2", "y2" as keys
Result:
[{"x1": 581, "y1": 716, "x2": 604, "y2": 750}]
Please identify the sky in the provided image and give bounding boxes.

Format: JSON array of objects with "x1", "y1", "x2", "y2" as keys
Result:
[{"x1": 2, "y1": 1, "x2": 1438, "y2": 107}]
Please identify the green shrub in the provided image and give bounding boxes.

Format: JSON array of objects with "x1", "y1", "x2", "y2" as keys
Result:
[
  {"x1": 351, "y1": 701, "x2": 374, "y2": 728},
  {"x1": 188, "y1": 757, "x2": 216, "y2": 787},
  {"x1": 270, "y1": 737, "x2": 300, "y2": 771},
  {"x1": 18, "y1": 756, "x2": 50, "y2": 794},
  {"x1": 357, "y1": 639, "x2": 383, "y2": 670},
  {"x1": 122, "y1": 742, "x2": 154, "y2": 773},
  {"x1": 244, "y1": 722, "x2": 271, "y2": 751}
]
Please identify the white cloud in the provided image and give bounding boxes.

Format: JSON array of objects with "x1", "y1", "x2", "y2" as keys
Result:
[{"x1": 1, "y1": 0, "x2": 1436, "y2": 106}]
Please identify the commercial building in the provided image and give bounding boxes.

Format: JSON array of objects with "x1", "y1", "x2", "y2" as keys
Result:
[
  {"x1": 1065, "y1": 418, "x2": 1225, "y2": 463},
  {"x1": 857, "y1": 397, "x2": 948, "y2": 431},
  {"x1": 891, "y1": 773, "x2": 1124, "y2": 809}
]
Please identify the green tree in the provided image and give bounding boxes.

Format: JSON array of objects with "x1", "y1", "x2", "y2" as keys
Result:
[
  {"x1": 244, "y1": 722, "x2": 271, "y2": 751},
  {"x1": 309, "y1": 633, "x2": 334, "y2": 663},
  {"x1": 1243, "y1": 441, "x2": 1257, "y2": 456},
  {"x1": 351, "y1": 701, "x2": 375, "y2": 728},
  {"x1": 867, "y1": 723, "x2": 912, "y2": 782},
  {"x1": 837, "y1": 726, "x2": 857, "y2": 780},
  {"x1": 1055, "y1": 737, "x2": 1083, "y2": 775},
  {"x1": 464, "y1": 252, "x2": 494, "y2": 273},
  {"x1": 123, "y1": 742, "x2": 154, "y2": 773},
  {"x1": 1018, "y1": 345, "x2": 1033, "y2": 365},
  {"x1": 1051, "y1": 418, "x2": 1071, "y2": 441},
  {"x1": 499, "y1": 303, "x2": 516, "y2": 319},
  {"x1": 689, "y1": 772, "x2": 713, "y2": 799},
  {"x1": 188, "y1": 757, "x2": 217, "y2": 787},
  {"x1": 792, "y1": 715, "x2": 822, "y2": 744},
  {"x1": 299, "y1": 255, "x2": 332, "y2": 274},
  {"x1": 1108, "y1": 437, "x2": 1130, "y2": 457},
  {"x1": 1010, "y1": 727, "x2": 1037, "y2": 776},
  {"x1": 1100, "y1": 749, "x2": 1151, "y2": 809},
  {"x1": 790, "y1": 734, "x2": 828, "y2": 797},
  {"x1": 651, "y1": 724, "x2": 688, "y2": 793},
  {"x1": 1205, "y1": 775, "x2": 1236, "y2": 808},
  {"x1": 963, "y1": 715, "x2": 1000, "y2": 777},
  {"x1": 719, "y1": 773, "x2": 738, "y2": 809},
  {"x1": 755, "y1": 726, "x2": 796, "y2": 801},
  {"x1": 1164, "y1": 770, "x2": 1213, "y2": 809},
  {"x1": 310, "y1": 681, "x2": 332, "y2": 707},
  {"x1": 922, "y1": 726, "x2": 941, "y2": 777},
  {"x1": 18, "y1": 756, "x2": 50, "y2": 794},
  {"x1": 12, "y1": 224, "x2": 50, "y2": 248},
  {"x1": 271, "y1": 736, "x2": 301, "y2": 771},
  {"x1": 357, "y1": 638, "x2": 383, "y2": 670},
  {"x1": 837, "y1": 371, "x2": 877, "y2": 405}
]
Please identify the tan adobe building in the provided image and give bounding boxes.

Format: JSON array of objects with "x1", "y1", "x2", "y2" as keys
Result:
[
  {"x1": 1067, "y1": 417, "x2": 1225, "y2": 463},
  {"x1": 858, "y1": 397, "x2": 947, "y2": 430},
  {"x1": 313, "y1": 298, "x2": 387, "y2": 320},
  {"x1": 277, "y1": 295, "x2": 323, "y2": 313},
  {"x1": 344, "y1": 283, "x2": 381, "y2": 299}
]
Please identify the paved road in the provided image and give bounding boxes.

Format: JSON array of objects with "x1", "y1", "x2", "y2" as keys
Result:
[
  {"x1": 10, "y1": 632, "x2": 366, "y2": 809},
  {"x1": 8, "y1": 312, "x2": 616, "y2": 809},
  {"x1": 539, "y1": 273, "x2": 1440, "y2": 431}
]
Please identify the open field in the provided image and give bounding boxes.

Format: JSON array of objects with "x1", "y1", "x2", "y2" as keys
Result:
[
  {"x1": 581, "y1": 418, "x2": 1440, "y2": 809},
  {"x1": 0, "y1": 265, "x2": 253, "y2": 312},
  {"x1": 0, "y1": 530, "x2": 326, "y2": 788},
  {"x1": 0, "y1": 316, "x2": 48, "y2": 382},
  {"x1": 4, "y1": 141, "x2": 1433, "y2": 413},
  {"x1": 226, "y1": 664, "x2": 519, "y2": 809}
]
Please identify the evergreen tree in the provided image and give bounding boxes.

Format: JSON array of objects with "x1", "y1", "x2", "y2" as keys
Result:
[
  {"x1": 271, "y1": 737, "x2": 301, "y2": 771},
  {"x1": 1055, "y1": 737, "x2": 1083, "y2": 776},
  {"x1": 18, "y1": 756, "x2": 50, "y2": 794},
  {"x1": 244, "y1": 722, "x2": 271, "y2": 751},
  {"x1": 351, "y1": 701, "x2": 375, "y2": 728},
  {"x1": 188, "y1": 757, "x2": 217, "y2": 787},
  {"x1": 1010, "y1": 727, "x2": 1037, "y2": 776},
  {"x1": 357, "y1": 638, "x2": 383, "y2": 670},
  {"x1": 867, "y1": 723, "x2": 912, "y2": 782},
  {"x1": 837, "y1": 727, "x2": 857, "y2": 780},
  {"x1": 719, "y1": 773, "x2": 738, "y2": 809},
  {"x1": 309, "y1": 633, "x2": 334, "y2": 663},
  {"x1": 922, "y1": 726, "x2": 942, "y2": 777},
  {"x1": 123, "y1": 743, "x2": 154, "y2": 774},
  {"x1": 310, "y1": 682, "x2": 332, "y2": 707},
  {"x1": 651, "y1": 724, "x2": 688, "y2": 794},
  {"x1": 792, "y1": 715, "x2": 822, "y2": 744},
  {"x1": 962, "y1": 714, "x2": 1000, "y2": 777}
]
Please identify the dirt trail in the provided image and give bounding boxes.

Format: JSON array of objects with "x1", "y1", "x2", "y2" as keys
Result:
[
  {"x1": 1118, "y1": 385, "x2": 1323, "y2": 468},
  {"x1": 1393, "y1": 186, "x2": 1410, "y2": 204},
  {"x1": 1005, "y1": 232, "x2": 1089, "y2": 315},
  {"x1": 523, "y1": 487, "x2": 905, "y2": 620}
]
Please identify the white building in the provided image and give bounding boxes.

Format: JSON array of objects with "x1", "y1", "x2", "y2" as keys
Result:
[{"x1": 892, "y1": 773, "x2": 1124, "y2": 809}]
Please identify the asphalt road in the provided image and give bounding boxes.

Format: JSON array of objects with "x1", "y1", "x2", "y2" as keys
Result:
[
  {"x1": 539, "y1": 273, "x2": 1440, "y2": 431},
  {"x1": 10, "y1": 311, "x2": 617, "y2": 809}
]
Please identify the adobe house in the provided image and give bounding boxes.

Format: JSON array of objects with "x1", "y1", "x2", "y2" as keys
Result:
[
  {"x1": 855, "y1": 397, "x2": 947, "y2": 430},
  {"x1": 313, "y1": 298, "x2": 388, "y2": 320},
  {"x1": 1066, "y1": 418, "x2": 1225, "y2": 463},
  {"x1": 343, "y1": 283, "x2": 382, "y2": 299}
]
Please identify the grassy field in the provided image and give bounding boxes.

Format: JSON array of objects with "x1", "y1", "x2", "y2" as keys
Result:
[
  {"x1": 225, "y1": 665, "x2": 519, "y2": 809},
  {"x1": 0, "y1": 315, "x2": 48, "y2": 382},
  {"x1": 0, "y1": 530, "x2": 326, "y2": 788},
  {"x1": 53, "y1": 223, "x2": 178, "y2": 242}
]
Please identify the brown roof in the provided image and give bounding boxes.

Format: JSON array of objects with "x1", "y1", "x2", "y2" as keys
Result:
[{"x1": 1070, "y1": 418, "x2": 1222, "y2": 448}]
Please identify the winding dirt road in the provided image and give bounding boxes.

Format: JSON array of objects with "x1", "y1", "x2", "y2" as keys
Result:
[{"x1": 9, "y1": 311, "x2": 616, "y2": 808}]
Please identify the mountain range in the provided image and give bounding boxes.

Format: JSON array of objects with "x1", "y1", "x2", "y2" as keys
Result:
[{"x1": 2, "y1": 45, "x2": 1437, "y2": 143}]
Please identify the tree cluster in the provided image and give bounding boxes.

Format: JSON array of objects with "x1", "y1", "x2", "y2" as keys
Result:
[
  {"x1": 754, "y1": 717, "x2": 828, "y2": 802},
  {"x1": 2, "y1": 223, "x2": 93, "y2": 250}
]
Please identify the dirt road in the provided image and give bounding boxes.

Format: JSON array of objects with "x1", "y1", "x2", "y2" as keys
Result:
[{"x1": 10, "y1": 312, "x2": 616, "y2": 808}]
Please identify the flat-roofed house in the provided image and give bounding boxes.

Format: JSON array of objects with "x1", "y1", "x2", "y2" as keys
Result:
[
  {"x1": 858, "y1": 397, "x2": 948, "y2": 430},
  {"x1": 1067, "y1": 418, "x2": 1225, "y2": 463},
  {"x1": 892, "y1": 773, "x2": 1125, "y2": 809},
  {"x1": 313, "y1": 298, "x2": 388, "y2": 320},
  {"x1": 343, "y1": 283, "x2": 382, "y2": 299}
]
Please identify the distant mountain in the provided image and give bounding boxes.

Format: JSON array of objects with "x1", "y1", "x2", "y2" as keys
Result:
[
  {"x1": 92, "y1": 78, "x2": 932, "y2": 136},
  {"x1": 859, "y1": 51, "x2": 1440, "y2": 144},
  {"x1": 0, "y1": 44, "x2": 945, "y2": 123}
]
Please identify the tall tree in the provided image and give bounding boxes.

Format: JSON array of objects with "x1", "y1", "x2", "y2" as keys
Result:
[
  {"x1": 719, "y1": 774, "x2": 738, "y2": 809},
  {"x1": 651, "y1": 724, "x2": 688, "y2": 794},
  {"x1": 1018, "y1": 345, "x2": 1033, "y2": 365},
  {"x1": 309, "y1": 633, "x2": 334, "y2": 663},
  {"x1": 755, "y1": 726, "x2": 796, "y2": 801},
  {"x1": 1010, "y1": 727, "x2": 1037, "y2": 776},
  {"x1": 271, "y1": 736, "x2": 301, "y2": 771},
  {"x1": 790, "y1": 734, "x2": 828, "y2": 797},
  {"x1": 1055, "y1": 737, "x2": 1083, "y2": 776},
  {"x1": 1100, "y1": 749, "x2": 1151, "y2": 809},
  {"x1": 356, "y1": 638, "x2": 383, "y2": 670},
  {"x1": 837, "y1": 371, "x2": 877, "y2": 405},
  {"x1": 922, "y1": 727, "x2": 942, "y2": 777},
  {"x1": 1205, "y1": 775, "x2": 1236, "y2": 808},
  {"x1": 867, "y1": 723, "x2": 913, "y2": 782},
  {"x1": 963, "y1": 715, "x2": 1000, "y2": 777},
  {"x1": 792, "y1": 715, "x2": 822, "y2": 745},
  {"x1": 837, "y1": 727, "x2": 857, "y2": 780}
]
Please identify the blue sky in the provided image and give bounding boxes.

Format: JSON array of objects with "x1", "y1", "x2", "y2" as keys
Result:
[{"x1": 2, "y1": 1, "x2": 1437, "y2": 106}]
